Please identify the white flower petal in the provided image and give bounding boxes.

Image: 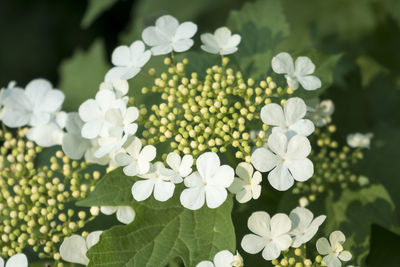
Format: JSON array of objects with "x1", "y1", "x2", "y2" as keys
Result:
[
  {"x1": 329, "y1": 230, "x2": 346, "y2": 246},
  {"x1": 175, "y1": 22, "x2": 197, "y2": 40},
  {"x1": 196, "y1": 152, "x2": 220, "y2": 180},
  {"x1": 241, "y1": 234, "x2": 267, "y2": 254},
  {"x1": 196, "y1": 261, "x2": 214, "y2": 267},
  {"x1": 139, "y1": 145, "x2": 156, "y2": 162},
  {"x1": 100, "y1": 206, "x2": 117, "y2": 215},
  {"x1": 132, "y1": 180, "x2": 155, "y2": 201},
  {"x1": 286, "y1": 135, "x2": 311, "y2": 159},
  {"x1": 270, "y1": 213, "x2": 291, "y2": 236},
  {"x1": 155, "y1": 15, "x2": 179, "y2": 38},
  {"x1": 142, "y1": 26, "x2": 166, "y2": 46},
  {"x1": 172, "y1": 39, "x2": 194, "y2": 52},
  {"x1": 151, "y1": 44, "x2": 173, "y2": 56},
  {"x1": 213, "y1": 250, "x2": 234, "y2": 267},
  {"x1": 262, "y1": 242, "x2": 280, "y2": 260},
  {"x1": 154, "y1": 180, "x2": 175, "y2": 201},
  {"x1": 323, "y1": 254, "x2": 342, "y2": 267},
  {"x1": 86, "y1": 231, "x2": 103, "y2": 249},
  {"x1": 111, "y1": 46, "x2": 131, "y2": 66},
  {"x1": 297, "y1": 75, "x2": 322, "y2": 91},
  {"x1": 338, "y1": 251, "x2": 352, "y2": 261},
  {"x1": 289, "y1": 119, "x2": 315, "y2": 137},
  {"x1": 251, "y1": 147, "x2": 279, "y2": 173},
  {"x1": 184, "y1": 172, "x2": 204, "y2": 187},
  {"x1": 316, "y1": 237, "x2": 331, "y2": 255},
  {"x1": 271, "y1": 52, "x2": 294, "y2": 75},
  {"x1": 60, "y1": 235, "x2": 89, "y2": 265},
  {"x1": 268, "y1": 132, "x2": 288, "y2": 157},
  {"x1": 205, "y1": 185, "x2": 227, "y2": 208},
  {"x1": 248, "y1": 211, "x2": 271, "y2": 237},
  {"x1": 294, "y1": 56, "x2": 315, "y2": 76},
  {"x1": 208, "y1": 165, "x2": 234, "y2": 188},
  {"x1": 123, "y1": 162, "x2": 139, "y2": 177},
  {"x1": 5, "y1": 254, "x2": 28, "y2": 267},
  {"x1": 273, "y1": 234, "x2": 292, "y2": 251},
  {"x1": 286, "y1": 158, "x2": 313, "y2": 182},
  {"x1": 116, "y1": 206, "x2": 135, "y2": 224},
  {"x1": 235, "y1": 162, "x2": 253, "y2": 180},
  {"x1": 268, "y1": 163, "x2": 294, "y2": 191},
  {"x1": 284, "y1": 97, "x2": 307, "y2": 125},
  {"x1": 180, "y1": 186, "x2": 205, "y2": 210},
  {"x1": 260, "y1": 103, "x2": 285, "y2": 127}
]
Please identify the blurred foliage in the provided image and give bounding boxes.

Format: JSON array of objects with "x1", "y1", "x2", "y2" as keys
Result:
[{"x1": 1, "y1": 0, "x2": 400, "y2": 265}]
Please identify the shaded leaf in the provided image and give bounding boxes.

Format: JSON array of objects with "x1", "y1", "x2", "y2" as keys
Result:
[
  {"x1": 58, "y1": 40, "x2": 109, "y2": 111},
  {"x1": 81, "y1": 0, "x2": 118, "y2": 28},
  {"x1": 78, "y1": 168, "x2": 236, "y2": 267}
]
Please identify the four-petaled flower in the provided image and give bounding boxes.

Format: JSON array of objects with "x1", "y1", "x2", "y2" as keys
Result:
[
  {"x1": 105, "y1": 41, "x2": 151, "y2": 82},
  {"x1": 180, "y1": 152, "x2": 234, "y2": 210},
  {"x1": 115, "y1": 137, "x2": 156, "y2": 176},
  {"x1": 261, "y1": 97, "x2": 315, "y2": 138},
  {"x1": 228, "y1": 162, "x2": 262, "y2": 203},
  {"x1": 289, "y1": 207, "x2": 326, "y2": 248},
  {"x1": 200, "y1": 27, "x2": 241, "y2": 55},
  {"x1": 2, "y1": 78, "x2": 65, "y2": 128},
  {"x1": 346, "y1": 133, "x2": 373, "y2": 149},
  {"x1": 132, "y1": 162, "x2": 180, "y2": 202},
  {"x1": 272, "y1": 52, "x2": 321, "y2": 91},
  {"x1": 196, "y1": 250, "x2": 243, "y2": 267},
  {"x1": 166, "y1": 152, "x2": 194, "y2": 182},
  {"x1": 78, "y1": 89, "x2": 122, "y2": 139},
  {"x1": 241, "y1": 211, "x2": 292, "y2": 261},
  {"x1": 100, "y1": 206, "x2": 136, "y2": 224},
  {"x1": 142, "y1": 15, "x2": 197, "y2": 55},
  {"x1": 60, "y1": 231, "x2": 103, "y2": 266},
  {"x1": 251, "y1": 132, "x2": 314, "y2": 191},
  {"x1": 305, "y1": 98, "x2": 335, "y2": 127},
  {"x1": 316, "y1": 231, "x2": 352, "y2": 267}
]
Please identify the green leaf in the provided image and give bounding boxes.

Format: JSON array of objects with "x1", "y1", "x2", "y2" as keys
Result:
[
  {"x1": 323, "y1": 184, "x2": 400, "y2": 265},
  {"x1": 78, "y1": 168, "x2": 236, "y2": 267},
  {"x1": 58, "y1": 40, "x2": 109, "y2": 111},
  {"x1": 356, "y1": 55, "x2": 388, "y2": 87},
  {"x1": 81, "y1": 0, "x2": 118, "y2": 28},
  {"x1": 366, "y1": 225, "x2": 400, "y2": 267},
  {"x1": 226, "y1": 0, "x2": 290, "y2": 79}
]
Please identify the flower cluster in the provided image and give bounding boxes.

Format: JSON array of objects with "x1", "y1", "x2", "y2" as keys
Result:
[
  {"x1": 0, "y1": 12, "x2": 364, "y2": 267},
  {"x1": 0, "y1": 128, "x2": 99, "y2": 261}
]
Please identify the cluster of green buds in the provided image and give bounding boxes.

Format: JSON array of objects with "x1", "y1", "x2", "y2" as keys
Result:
[
  {"x1": 271, "y1": 246, "x2": 325, "y2": 267},
  {"x1": 0, "y1": 126, "x2": 100, "y2": 261},
  {"x1": 293, "y1": 124, "x2": 368, "y2": 202},
  {"x1": 139, "y1": 57, "x2": 292, "y2": 161}
]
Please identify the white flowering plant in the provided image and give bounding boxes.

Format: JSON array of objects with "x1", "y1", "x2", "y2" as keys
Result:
[{"x1": 0, "y1": 0, "x2": 399, "y2": 267}]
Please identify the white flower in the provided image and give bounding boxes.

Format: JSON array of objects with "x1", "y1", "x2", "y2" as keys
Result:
[
  {"x1": 105, "y1": 105, "x2": 139, "y2": 137},
  {"x1": 316, "y1": 231, "x2": 352, "y2": 267},
  {"x1": 180, "y1": 152, "x2": 234, "y2": 210},
  {"x1": 100, "y1": 206, "x2": 135, "y2": 224},
  {"x1": 78, "y1": 89, "x2": 121, "y2": 139},
  {"x1": 241, "y1": 211, "x2": 292, "y2": 261},
  {"x1": 62, "y1": 112, "x2": 91, "y2": 160},
  {"x1": 346, "y1": 133, "x2": 373, "y2": 149},
  {"x1": 251, "y1": 132, "x2": 314, "y2": 191},
  {"x1": 260, "y1": 97, "x2": 315, "y2": 138},
  {"x1": 60, "y1": 231, "x2": 103, "y2": 266},
  {"x1": 2, "y1": 79, "x2": 64, "y2": 127},
  {"x1": 105, "y1": 41, "x2": 151, "y2": 82},
  {"x1": 200, "y1": 27, "x2": 241, "y2": 55},
  {"x1": 26, "y1": 111, "x2": 67, "y2": 147},
  {"x1": 115, "y1": 137, "x2": 156, "y2": 176},
  {"x1": 306, "y1": 98, "x2": 335, "y2": 127},
  {"x1": 196, "y1": 250, "x2": 243, "y2": 267},
  {"x1": 142, "y1": 15, "x2": 197, "y2": 55},
  {"x1": 166, "y1": 152, "x2": 193, "y2": 181},
  {"x1": 228, "y1": 162, "x2": 262, "y2": 203},
  {"x1": 99, "y1": 79, "x2": 129, "y2": 99},
  {"x1": 289, "y1": 207, "x2": 326, "y2": 248},
  {"x1": 272, "y1": 52, "x2": 322, "y2": 91},
  {"x1": 131, "y1": 162, "x2": 179, "y2": 202},
  {"x1": 0, "y1": 253, "x2": 28, "y2": 267}
]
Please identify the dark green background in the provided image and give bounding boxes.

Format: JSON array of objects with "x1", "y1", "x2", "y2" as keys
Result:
[{"x1": 1, "y1": 0, "x2": 399, "y2": 266}]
